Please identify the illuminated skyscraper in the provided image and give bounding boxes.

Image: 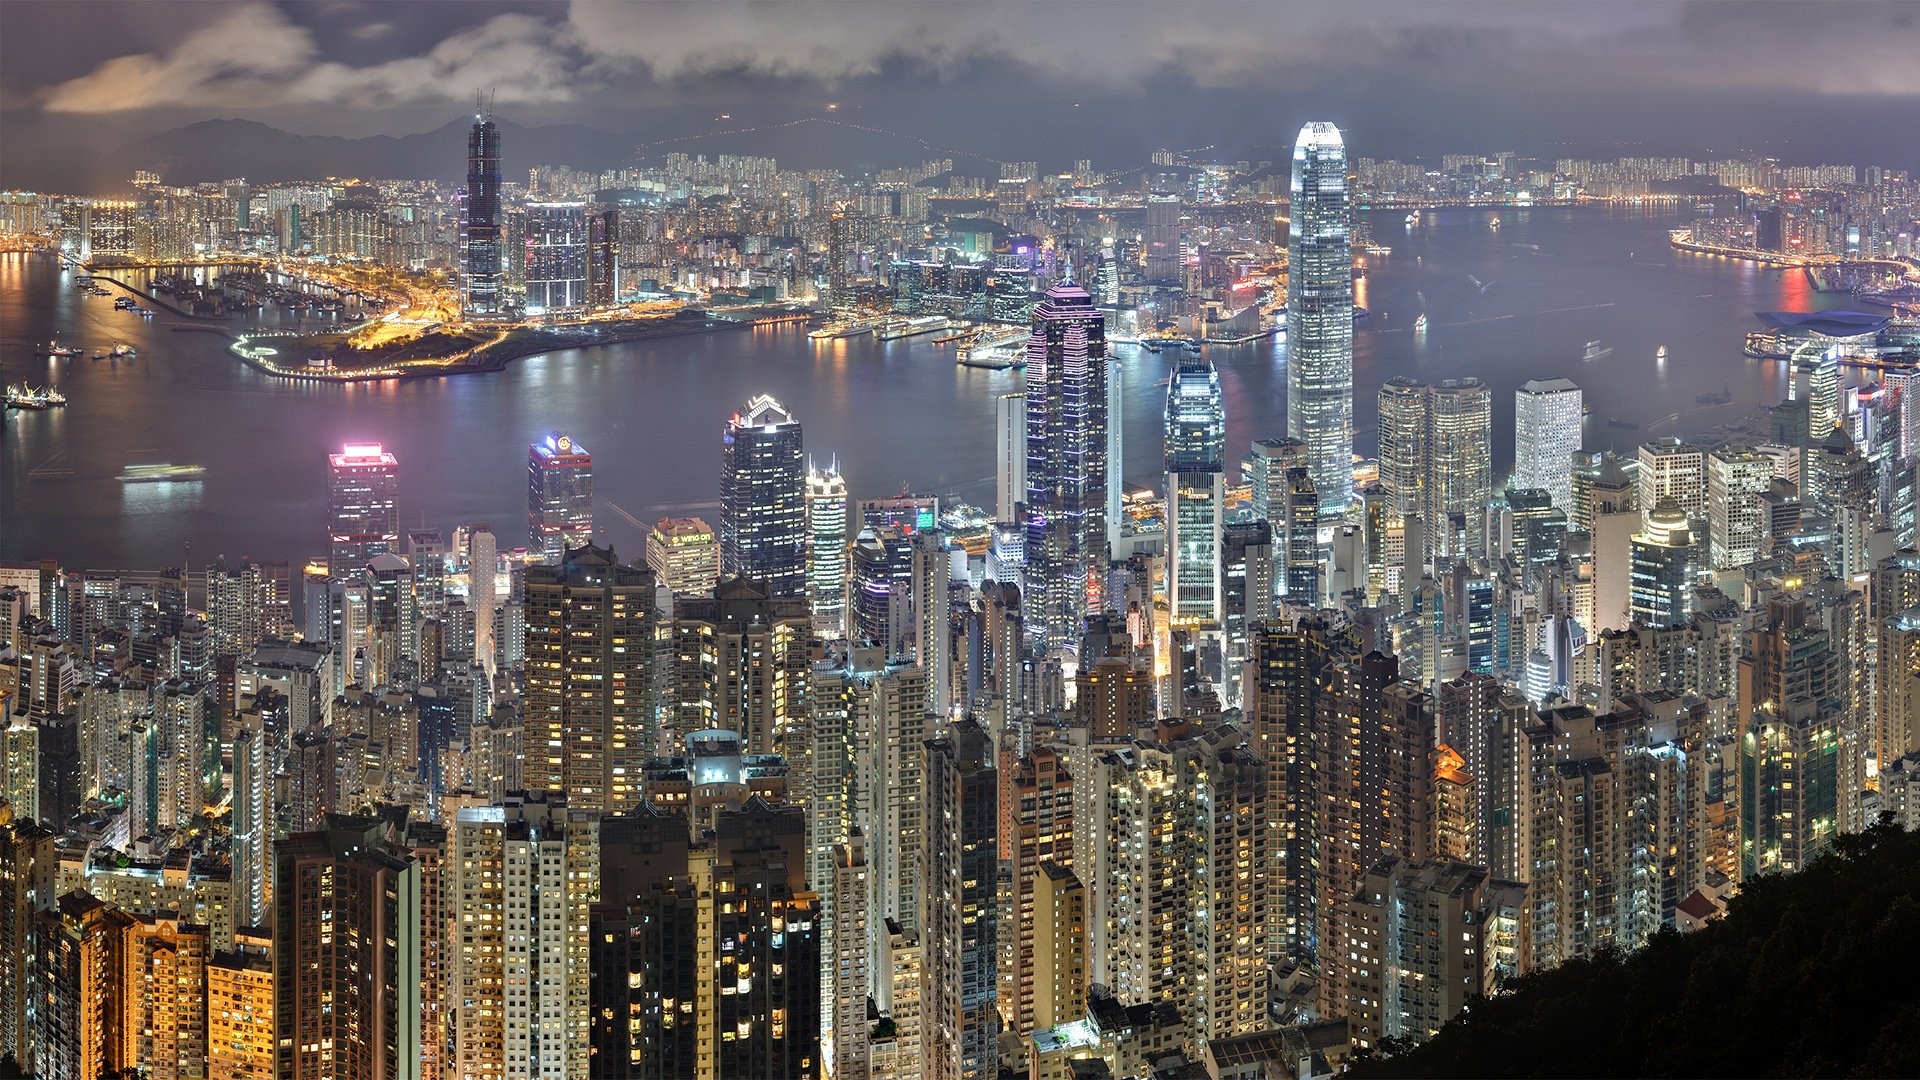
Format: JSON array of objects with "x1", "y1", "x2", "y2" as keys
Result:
[
  {"x1": 1024, "y1": 283, "x2": 1110, "y2": 648},
  {"x1": 528, "y1": 431, "x2": 594, "y2": 562},
  {"x1": 1166, "y1": 353, "x2": 1226, "y2": 631},
  {"x1": 645, "y1": 516, "x2": 720, "y2": 598},
  {"x1": 1425, "y1": 378, "x2": 1494, "y2": 555},
  {"x1": 807, "y1": 461, "x2": 852, "y2": 636},
  {"x1": 1144, "y1": 194, "x2": 1181, "y2": 283},
  {"x1": 1630, "y1": 499, "x2": 1694, "y2": 627},
  {"x1": 1515, "y1": 378, "x2": 1583, "y2": 513},
  {"x1": 924, "y1": 717, "x2": 997, "y2": 1080},
  {"x1": 587, "y1": 208, "x2": 619, "y2": 308},
  {"x1": 995, "y1": 392, "x2": 1026, "y2": 523},
  {"x1": 721, "y1": 395, "x2": 807, "y2": 597},
  {"x1": 1288, "y1": 121, "x2": 1355, "y2": 516},
  {"x1": 523, "y1": 545, "x2": 660, "y2": 810},
  {"x1": 326, "y1": 443, "x2": 399, "y2": 574},
  {"x1": 462, "y1": 104, "x2": 503, "y2": 315},
  {"x1": 523, "y1": 201, "x2": 590, "y2": 314}
]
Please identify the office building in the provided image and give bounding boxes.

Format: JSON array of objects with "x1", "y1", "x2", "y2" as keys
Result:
[
  {"x1": 327, "y1": 443, "x2": 400, "y2": 574},
  {"x1": 1288, "y1": 122, "x2": 1355, "y2": 515},
  {"x1": 1707, "y1": 446, "x2": 1775, "y2": 571},
  {"x1": 523, "y1": 201, "x2": 589, "y2": 314},
  {"x1": 996, "y1": 392, "x2": 1027, "y2": 523},
  {"x1": 1166, "y1": 354, "x2": 1227, "y2": 634},
  {"x1": 1514, "y1": 378, "x2": 1583, "y2": 513},
  {"x1": 463, "y1": 105, "x2": 503, "y2": 315},
  {"x1": 807, "y1": 462, "x2": 852, "y2": 636},
  {"x1": 449, "y1": 793, "x2": 598, "y2": 1080},
  {"x1": 523, "y1": 545, "x2": 660, "y2": 811},
  {"x1": 587, "y1": 207, "x2": 619, "y2": 308},
  {"x1": 1630, "y1": 500, "x2": 1695, "y2": 627},
  {"x1": 528, "y1": 432, "x2": 594, "y2": 562},
  {"x1": 1376, "y1": 377, "x2": 1427, "y2": 521},
  {"x1": 274, "y1": 815, "x2": 422, "y2": 1080},
  {"x1": 721, "y1": 395, "x2": 807, "y2": 597},
  {"x1": 1024, "y1": 284, "x2": 1110, "y2": 648},
  {"x1": 644, "y1": 516, "x2": 720, "y2": 599},
  {"x1": 1376, "y1": 378, "x2": 1493, "y2": 556},
  {"x1": 1638, "y1": 439, "x2": 1707, "y2": 529}
]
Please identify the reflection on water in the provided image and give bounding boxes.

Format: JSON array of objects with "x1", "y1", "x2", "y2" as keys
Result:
[{"x1": 1, "y1": 205, "x2": 1851, "y2": 567}]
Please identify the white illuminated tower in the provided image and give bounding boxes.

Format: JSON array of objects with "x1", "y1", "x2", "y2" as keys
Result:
[
  {"x1": 995, "y1": 392, "x2": 1026, "y2": 523},
  {"x1": 721, "y1": 395, "x2": 807, "y2": 596},
  {"x1": 1514, "y1": 378, "x2": 1583, "y2": 513},
  {"x1": 1287, "y1": 122, "x2": 1354, "y2": 517},
  {"x1": 467, "y1": 525, "x2": 497, "y2": 678},
  {"x1": 1166, "y1": 353, "x2": 1226, "y2": 630},
  {"x1": 806, "y1": 458, "x2": 851, "y2": 637}
]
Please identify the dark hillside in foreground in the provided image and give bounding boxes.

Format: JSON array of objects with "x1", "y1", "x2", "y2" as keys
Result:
[{"x1": 1352, "y1": 822, "x2": 1920, "y2": 1079}]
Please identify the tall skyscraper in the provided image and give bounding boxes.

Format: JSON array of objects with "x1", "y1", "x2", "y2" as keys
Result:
[
  {"x1": 1144, "y1": 194, "x2": 1181, "y2": 283},
  {"x1": 467, "y1": 525, "x2": 498, "y2": 677},
  {"x1": 274, "y1": 815, "x2": 422, "y2": 1080},
  {"x1": 1376, "y1": 377, "x2": 1427, "y2": 521},
  {"x1": 807, "y1": 460, "x2": 852, "y2": 636},
  {"x1": 644, "y1": 516, "x2": 720, "y2": 598},
  {"x1": 1425, "y1": 378, "x2": 1494, "y2": 554},
  {"x1": 587, "y1": 207, "x2": 619, "y2": 308},
  {"x1": 672, "y1": 579, "x2": 811, "y2": 756},
  {"x1": 1515, "y1": 378, "x2": 1584, "y2": 513},
  {"x1": 1287, "y1": 121, "x2": 1355, "y2": 516},
  {"x1": 1166, "y1": 353, "x2": 1226, "y2": 632},
  {"x1": 528, "y1": 431, "x2": 594, "y2": 562},
  {"x1": 327, "y1": 443, "x2": 399, "y2": 574},
  {"x1": 1630, "y1": 500, "x2": 1695, "y2": 627},
  {"x1": 523, "y1": 201, "x2": 590, "y2": 314},
  {"x1": 522, "y1": 545, "x2": 660, "y2": 810},
  {"x1": 1107, "y1": 359, "x2": 1126, "y2": 555},
  {"x1": 1024, "y1": 283, "x2": 1110, "y2": 648},
  {"x1": 721, "y1": 395, "x2": 807, "y2": 597},
  {"x1": 924, "y1": 718, "x2": 998, "y2": 1080},
  {"x1": 995, "y1": 392, "x2": 1027, "y2": 523},
  {"x1": 462, "y1": 104, "x2": 503, "y2": 315}
]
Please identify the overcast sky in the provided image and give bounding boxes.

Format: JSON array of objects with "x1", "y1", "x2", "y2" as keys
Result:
[{"x1": 6, "y1": 0, "x2": 1918, "y2": 167}]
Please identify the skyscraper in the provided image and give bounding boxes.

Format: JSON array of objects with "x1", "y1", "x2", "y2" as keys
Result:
[
  {"x1": 1144, "y1": 194, "x2": 1181, "y2": 283},
  {"x1": 462, "y1": 104, "x2": 502, "y2": 316},
  {"x1": 1630, "y1": 499, "x2": 1695, "y2": 627},
  {"x1": 721, "y1": 395, "x2": 807, "y2": 597},
  {"x1": 924, "y1": 718, "x2": 998, "y2": 1080},
  {"x1": 1288, "y1": 121, "x2": 1355, "y2": 516},
  {"x1": 644, "y1": 516, "x2": 719, "y2": 598},
  {"x1": 1515, "y1": 378, "x2": 1584, "y2": 513},
  {"x1": 523, "y1": 201, "x2": 590, "y2": 314},
  {"x1": 528, "y1": 431, "x2": 593, "y2": 562},
  {"x1": 1024, "y1": 283, "x2": 1110, "y2": 648},
  {"x1": 587, "y1": 207, "x2": 619, "y2": 308},
  {"x1": 1166, "y1": 353, "x2": 1226, "y2": 631},
  {"x1": 327, "y1": 443, "x2": 399, "y2": 573},
  {"x1": 1425, "y1": 378, "x2": 1494, "y2": 555},
  {"x1": 807, "y1": 461, "x2": 851, "y2": 636},
  {"x1": 995, "y1": 392, "x2": 1027, "y2": 523},
  {"x1": 522, "y1": 545, "x2": 660, "y2": 810}
]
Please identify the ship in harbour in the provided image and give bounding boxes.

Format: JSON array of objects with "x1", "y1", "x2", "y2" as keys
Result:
[
  {"x1": 6, "y1": 383, "x2": 67, "y2": 409},
  {"x1": 118, "y1": 464, "x2": 207, "y2": 483}
]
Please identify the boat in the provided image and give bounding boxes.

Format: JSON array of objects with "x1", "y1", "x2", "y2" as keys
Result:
[
  {"x1": 1695, "y1": 383, "x2": 1733, "y2": 405},
  {"x1": 875, "y1": 315, "x2": 950, "y2": 341},
  {"x1": 1582, "y1": 340, "x2": 1613, "y2": 362},
  {"x1": 808, "y1": 321, "x2": 872, "y2": 340},
  {"x1": 1414, "y1": 314, "x2": 1428, "y2": 331},
  {"x1": 1656, "y1": 345, "x2": 1669, "y2": 361},
  {"x1": 1405, "y1": 212, "x2": 1419, "y2": 226},
  {"x1": 959, "y1": 329, "x2": 1028, "y2": 369},
  {"x1": 118, "y1": 464, "x2": 206, "y2": 483},
  {"x1": 5, "y1": 383, "x2": 67, "y2": 409},
  {"x1": 1607, "y1": 417, "x2": 1641, "y2": 430},
  {"x1": 1488, "y1": 216, "x2": 1502, "y2": 230},
  {"x1": 112, "y1": 343, "x2": 136, "y2": 358},
  {"x1": 44, "y1": 339, "x2": 79, "y2": 358},
  {"x1": 113, "y1": 297, "x2": 135, "y2": 309},
  {"x1": 931, "y1": 331, "x2": 968, "y2": 345},
  {"x1": 90, "y1": 350, "x2": 108, "y2": 360}
]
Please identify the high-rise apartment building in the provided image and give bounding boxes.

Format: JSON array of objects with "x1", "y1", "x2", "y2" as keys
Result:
[
  {"x1": 528, "y1": 432, "x2": 593, "y2": 562},
  {"x1": 587, "y1": 207, "x2": 619, "y2": 308},
  {"x1": 1288, "y1": 122, "x2": 1355, "y2": 516},
  {"x1": 522, "y1": 545, "x2": 659, "y2": 810},
  {"x1": 463, "y1": 106, "x2": 503, "y2": 315},
  {"x1": 1514, "y1": 378, "x2": 1583, "y2": 513},
  {"x1": 924, "y1": 718, "x2": 999, "y2": 1080},
  {"x1": 274, "y1": 815, "x2": 422, "y2": 1080},
  {"x1": 998, "y1": 747, "x2": 1074, "y2": 1041},
  {"x1": 208, "y1": 930, "x2": 274, "y2": 1080},
  {"x1": 1024, "y1": 284, "x2": 1110, "y2": 648},
  {"x1": 327, "y1": 443, "x2": 400, "y2": 574},
  {"x1": 449, "y1": 793, "x2": 598, "y2": 1080},
  {"x1": 721, "y1": 395, "x2": 807, "y2": 596},
  {"x1": 672, "y1": 578, "x2": 812, "y2": 756},
  {"x1": 0, "y1": 805, "x2": 56, "y2": 1072},
  {"x1": 1707, "y1": 446, "x2": 1775, "y2": 571}
]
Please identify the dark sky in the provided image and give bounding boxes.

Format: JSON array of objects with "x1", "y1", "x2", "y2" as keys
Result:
[{"x1": 5, "y1": 0, "x2": 1919, "y2": 170}]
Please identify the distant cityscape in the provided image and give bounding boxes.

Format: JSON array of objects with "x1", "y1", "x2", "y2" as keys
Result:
[{"x1": 3, "y1": 54, "x2": 1920, "y2": 1080}]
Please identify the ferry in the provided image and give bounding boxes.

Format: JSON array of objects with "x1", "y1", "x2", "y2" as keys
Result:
[
  {"x1": 43, "y1": 339, "x2": 80, "y2": 358},
  {"x1": 112, "y1": 343, "x2": 136, "y2": 359},
  {"x1": 808, "y1": 321, "x2": 873, "y2": 341},
  {"x1": 875, "y1": 315, "x2": 949, "y2": 341},
  {"x1": 1405, "y1": 212, "x2": 1420, "y2": 226},
  {"x1": 959, "y1": 329, "x2": 1027, "y2": 369},
  {"x1": 5, "y1": 383, "x2": 67, "y2": 409},
  {"x1": 1488, "y1": 216, "x2": 1502, "y2": 231},
  {"x1": 118, "y1": 464, "x2": 207, "y2": 483},
  {"x1": 931, "y1": 330, "x2": 969, "y2": 345},
  {"x1": 1414, "y1": 314, "x2": 1428, "y2": 331},
  {"x1": 1583, "y1": 341, "x2": 1613, "y2": 362},
  {"x1": 113, "y1": 297, "x2": 136, "y2": 309},
  {"x1": 1656, "y1": 345, "x2": 1669, "y2": 361}
]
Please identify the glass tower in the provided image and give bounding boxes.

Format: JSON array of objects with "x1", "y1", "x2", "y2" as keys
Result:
[
  {"x1": 1287, "y1": 121, "x2": 1354, "y2": 517},
  {"x1": 1514, "y1": 378, "x2": 1584, "y2": 514},
  {"x1": 721, "y1": 395, "x2": 807, "y2": 596},
  {"x1": 806, "y1": 460, "x2": 851, "y2": 637},
  {"x1": 1024, "y1": 283, "x2": 1110, "y2": 649},
  {"x1": 528, "y1": 432, "x2": 593, "y2": 562},
  {"x1": 462, "y1": 106, "x2": 502, "y2": 315},
  {"x1": 327, "y1": 443, "x2": 399, "y2": 574},
  {"x1": 523, "y1": 201, "x2": 589, "y2": 314},
  {"x1": 1166, "y1": 354, "x2": 1225, "y2": 629}
]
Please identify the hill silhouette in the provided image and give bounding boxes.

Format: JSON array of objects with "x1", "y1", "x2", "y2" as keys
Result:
[{"x1": 1351, "y1": 821, "x2": 1920, "y2": 1079}]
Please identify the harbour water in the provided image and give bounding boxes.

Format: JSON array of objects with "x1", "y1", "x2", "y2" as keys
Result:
[{"x1": 2, "y1": 205, "x2": 1854, "y2": 568}]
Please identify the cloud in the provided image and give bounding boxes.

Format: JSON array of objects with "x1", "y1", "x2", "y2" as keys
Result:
[
  {"x1": 351, "y1": 22, "x2": 393, "y2": 42},
  {"x1": 41, "y1": 3, "x2": 318, "y2": 112},
  {"x1": 292, "y1": 13, "x2": 578, "y2": 107}
]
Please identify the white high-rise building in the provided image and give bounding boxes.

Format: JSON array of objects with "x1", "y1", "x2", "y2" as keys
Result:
[
  {"x1": 1287, "y1": 122, "x2": 1355, "y2": 516},
  {"x1": 467, "y1": 525, "x2": 498, "y2": 678},
  {"x1": 1638, "y1": 439, "x2": 1707, "y2": 529},
  {"x1": 1708, "y1": 446, "x2": 1776, "y2": 570},
  {"x1": 1515, "y1": 378, "x2": 1583, "y2": 513},
  {"x1": 450, "y1": 793, "x2": 597, "y2": 1080},
  {"x1": 807, "y1": 461, "x2": 851, "y2": 637},
  {"x1": 995, "y1": 392, "x2": 1027, "y2": 523}
]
